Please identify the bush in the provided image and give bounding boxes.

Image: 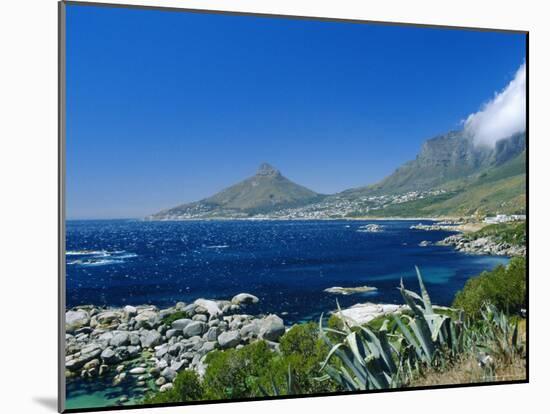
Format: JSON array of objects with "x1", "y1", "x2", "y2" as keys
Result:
[
  {"x1": 468, "y1": 222, "x2": 526, "y2": 246},
  {"x1": 453, "y1": 257, "x2": 526, "y2": 316},
  {"x1": 277, "y1": 323, "x2": 341, "y2": 394},
  {"x1": 202, "y1": 341, "x2": 274, "y2": 399},
  {"x1": 162, "y1": 311, "x2": 189, "y2": 327},
  {"x1": 143, "y1": 370, "x2": 203, "y2": 404}
]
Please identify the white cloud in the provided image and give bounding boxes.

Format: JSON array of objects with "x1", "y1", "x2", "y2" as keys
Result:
[{"x1": 464, "y1": 63, "x2": 526, "y2": 147}]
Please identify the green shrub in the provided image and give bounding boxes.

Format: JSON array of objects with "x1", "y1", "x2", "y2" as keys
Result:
[
  {"x1": 277, "y1": 323, "x2": 341, "y2": 394},
  {"x1": 143, "y1": 370, "x2": 203, "y2": 404},
  {"x1": 162, "y1": 311, "x2": 189, "y2": 327},
  {"x1": 453, "y1": 257, "x2": 526, "y2": 316},
  {"x1": 468, "y1": 222, "x2": 526, "y2": 246},
  {"x1": 202, "y1": 341, "x2": 274, "y2": 399}
]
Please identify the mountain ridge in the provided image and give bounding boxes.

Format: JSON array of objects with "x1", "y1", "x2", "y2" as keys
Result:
[
  {"x1": 150, "y1": 131, "x2": 526, "y2": 220},
  {"x1": 150, "y1": 163, "x2": 324, "y2": 220}
]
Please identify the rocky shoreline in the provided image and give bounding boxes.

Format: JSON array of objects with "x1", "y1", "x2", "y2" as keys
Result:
[
  {"x1": 413, "y1": 220, "x2": 526, "y2": 257},
  {"x1": 435, "y1": 234, "x2": 526, "y2": 257},
  {"x1": 65, "y1": 293, "x2": 286, "y2": 403},
  {"x1": 65, "y1": 291, "x2": 415, "y2": 405}
]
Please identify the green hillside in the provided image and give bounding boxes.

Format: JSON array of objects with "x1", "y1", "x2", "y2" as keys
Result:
[
  {"x1": 151, "y1": 163, "x2": 324, "y2": 219},
  {"x1": 370, "y1": 151, "x2": 526, "y2": 217}
]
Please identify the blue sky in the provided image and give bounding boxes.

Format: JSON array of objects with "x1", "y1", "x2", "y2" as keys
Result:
[{"x1": 66, "y1": 4, "x2": 526, "y2": 219}]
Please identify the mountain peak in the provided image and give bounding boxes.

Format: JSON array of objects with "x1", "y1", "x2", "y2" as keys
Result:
[{"x1": 256, "y1": 163, "x2": 281, "y2": 177}]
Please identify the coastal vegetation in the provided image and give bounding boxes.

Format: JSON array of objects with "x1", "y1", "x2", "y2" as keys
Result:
[
  {"x1": 466, "y1": 222, "x2": 526, "y2": 247},
  {"x1": 136, "y1": 266, "x2": 526, "y2": 404},
  {"x1": 453, "y1": 257, "x2": 526, "y2": 317}
]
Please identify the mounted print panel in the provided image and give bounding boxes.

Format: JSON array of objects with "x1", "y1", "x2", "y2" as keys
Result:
[{"x1": 59, "y1": 1, "x2": 528, "y2": 412}]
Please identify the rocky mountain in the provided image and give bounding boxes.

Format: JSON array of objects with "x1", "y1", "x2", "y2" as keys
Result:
[
  {"x1": 343, "y1": 131, "x2": 526, "y2": 197},
  {"x1": 150, "y1": 131, "x2": 526, "y2": 220},
  {"x1": 150, "y1": 163, "x2": 324, "y2": 219}
]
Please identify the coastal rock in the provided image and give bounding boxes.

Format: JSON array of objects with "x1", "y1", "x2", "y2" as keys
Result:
[
  {"x1": 97, "y1": 311, "x2": 120, "y2": 326},
  {"x1": 192, "y1": 314, "x2": 208, "y2": 323},
  {"x1": 123, "y1": 305, "x2": 137, "y2": 318},
  {"x1": 324, "y1": 286, "x2": 377, "y2": 295},
  {"x1": 100, "y1": 348, "x2": 117, "y2": 364},
  {"x1": 127, "y1": 345, "x2": 141, "y2": 357},
  {"x1": 337, "y1": 303, "x2": 408, "y2": 326},
  {"x1": 159, "y1": 383, "x2": 174, "y2": 393},
  {"x1": 165, "y1": 329, "x2": 179, "y2": 339},
  {"x1": 258, "y1": 314, "x2": 285, "y2": 341},
  {"x1": 194, "y1": 299, "x2": 222, "y2": 316},
  {"x1": 356, "y1": 224, "x2": 384, "y2": 233},
  {"x1": 240, "y1": 322, "x2": 260, "y2": 338},
  {"x1": 171, "y1": 318, "x2": 192, "y2": 331},
  {"x1": 129, "y1": 367, "x2": 146, "y2": 375},
  {"x1": 134, "y1": 310, "x2": 160, "y2": 329},
  {"x1": 231, "y1": 293, "x2": 259, "y2": 306},
  {"x1": 161, "y1": 367, "x2": 177, "y2": 382},
  {"x1": 205, "y1": 327, "x2": 220, "y2": 342},
  {"x1": 140, "y1": 330, "x2": 161, "y2": 348},
  {"x1": 110, "y1": 332, "x2": 130, "y2": 347},
  {"x1": 218, "y1": 330, "x2": 241, "y2": 349},
  {"x1": 66, "y1": 310, "x2": 90, "y2": 333},
  {"x1": 183, "y1": 321, "x2": 206, "y2": 338}
]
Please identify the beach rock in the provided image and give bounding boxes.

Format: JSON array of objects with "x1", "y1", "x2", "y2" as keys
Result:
[
  {"x1": 99, "y1": 364, "x2": 108, "y2": 376},
  {"x1": 199, "y1": 341, "x2": 218, "y2": 354},
  {"x1": 240, "y1": 322, "x2": 260, "y2": 338},
  {"x1": 110, "y1": 332, "x2": 130, "y2": 347},
  {"x1": 183, "y1": 321, "x2": 206, "y2": 338},
  {"x1": 155, "y1": 345, "x2": 169, "y2": 359},
  {"x1": 112, "y1": 374, "x2": 124, "y2": 386},
  {"x1": 134, "y1": 310, "x2": 160, "y2": 329},
  {"x1": 129, "y1": 367, "x2": 146, "y2": 375},
  {"x1": 165, "y1": 329, "x2": 179, "y2": 339},
  {"x1": 194, "y1": 299, "x2": 222, "y2": 316},
  {"x1": 66, "y1": 310, "x2": 90, "y2": 333},
  {"x1": 83, "y1": 359, "x2": 100, "y2": 371},
  {"x1": 218, "y1": 330, "x2": 241, "y2": 349},
  {"x1": 127, "y1": 345, "x2": 140, "y2": 357},
  {"x1": 231, "y1": 293, "x2": 259, "y2": 306},
  {"x1": 160, "y1": 383, "x2": 174, "y2": 393},
  {"x1": 161, "y1": 367, "x2": 177, "y2": 382},
  {"x1": 129, "y1": 333, "x2": 140, "y2": 346},
  {"x1": 114, "y1": 347, "x2": 130, "y2": 361},
  {"x1": 171, "y1": 318, "x2": 192, "y2": 331},
  {"x1": 140, "y1": 330, "x2": 161, "y2": 348},
  {"x1": 100, "y1": 348, "x2": 117, "y2": 364},
  {"x1": 123, "y1": 305, "x2": 137, "y2": 318},
  {"x1": 193, "y1": 314, "x2": 208, "y2": 323},
  {"x1": 97, "y1": 311, "x2": 120, "y2": 326},
  {"x1": 155, "y1": 377, "x2": 166, "y2": 386},
  {"x1": 258, "y1": 315, "x2": 285, "y2": 341},
  {"x1": 181, "y1": 303, "x2": 198, "y2": 315},
  {"x1": 170, "y1": 360, "x2": 186, "y2": 372},
  {"x1": 205, "y1": 327, "x2": 220, "y2": 342}
]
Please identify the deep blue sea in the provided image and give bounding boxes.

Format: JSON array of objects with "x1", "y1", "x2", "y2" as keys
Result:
[{"x1": 66, "y1": 219, "x2": 508, "y2": 323}]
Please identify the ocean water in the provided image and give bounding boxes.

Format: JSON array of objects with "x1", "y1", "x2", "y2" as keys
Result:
[{"x1": 66, "y1": 219, "x2": 508, "y2": 323}]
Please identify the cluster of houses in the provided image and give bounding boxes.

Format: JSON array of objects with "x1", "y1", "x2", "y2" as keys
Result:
[{"x1": 483, "y1": 214, "x2": 526, "y2": 224}]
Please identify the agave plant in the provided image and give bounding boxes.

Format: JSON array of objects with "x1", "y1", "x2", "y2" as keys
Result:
[
  {"x1": 318, "y1": 266, "x2": 468, "y2": 389},
  {"x1": 392, "y1": 266, "x2": 469, "y2": 368},
  {"x1": 317, "y1": 266, "x2": 525, "y2": 391},
  {"x1": 473, "y1": 304, "x2": 524, "y2": 364},
  {"x1": 317, "y1": 304, "x2": 402, "y2": 390}
]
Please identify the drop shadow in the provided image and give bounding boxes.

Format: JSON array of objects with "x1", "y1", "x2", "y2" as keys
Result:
[{"x1": 33, "y1": 397, "x2": 58, "y2": 412}]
